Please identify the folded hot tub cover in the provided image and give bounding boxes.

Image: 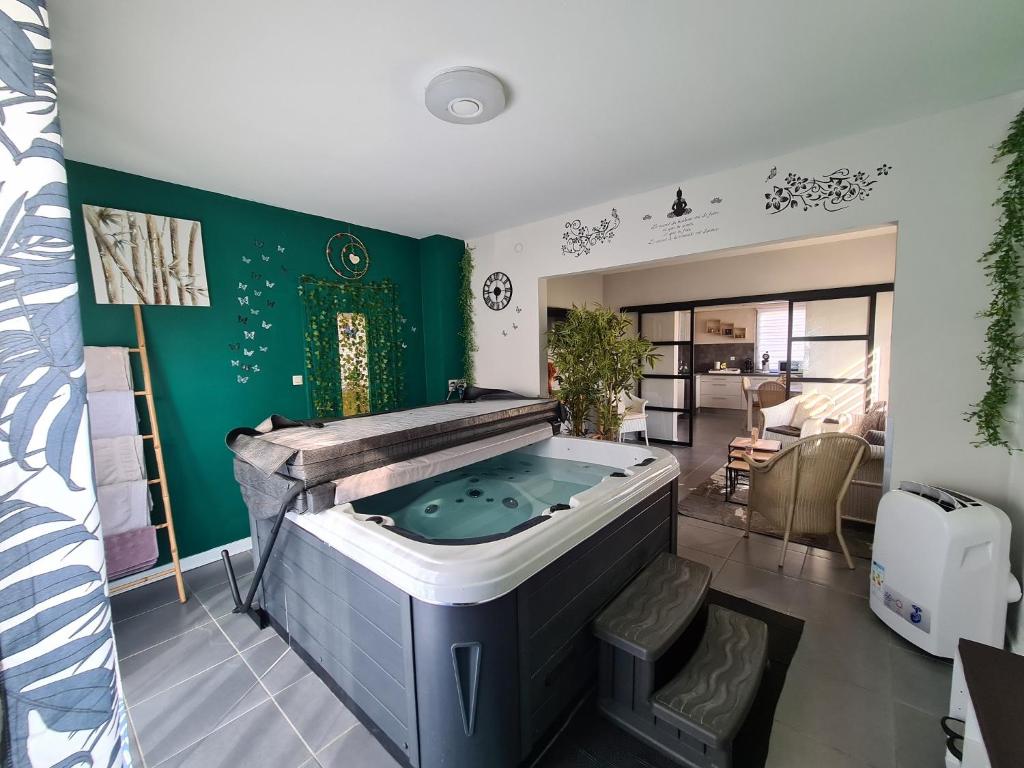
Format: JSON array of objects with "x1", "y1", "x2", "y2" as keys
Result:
[{"x1": 228, "y1": 399, "x2": 561, "y2": 518}]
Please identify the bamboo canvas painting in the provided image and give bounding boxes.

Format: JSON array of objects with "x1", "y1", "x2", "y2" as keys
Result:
[{"x1": 83, "y1": 205, "x2": 210, "y2": 305}]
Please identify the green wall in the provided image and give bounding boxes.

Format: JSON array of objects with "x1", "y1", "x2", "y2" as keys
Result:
[{"x1": 67, "y1": 161, "x2": 465, "y2": 559}]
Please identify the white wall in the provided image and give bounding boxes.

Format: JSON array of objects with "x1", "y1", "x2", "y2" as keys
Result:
[
  {"x1": 602, "y1": 232, "x2": 896, "y2": 309},
  {"x1": 469, "y1": 90, "x2": 1024, "y2": 647},
  {"x1": 545, "y1": 272, "x2": 605, "y2": 308}
]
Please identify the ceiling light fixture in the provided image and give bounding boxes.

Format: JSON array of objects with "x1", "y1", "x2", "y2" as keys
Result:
[{"x1": 425, "y1": 67, "x2": 506, "y2": 125}]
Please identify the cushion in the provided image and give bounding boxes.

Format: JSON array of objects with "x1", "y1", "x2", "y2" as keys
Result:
[
  {"x1": 857, "y1": 401, "x2": 888, "y2": 438},
  {"x1": 766, "y1": 425, "x2": 802, "y2": 438},
  {"x1": 865, "y1": 429, "x2": 886, "y2": 446},
  {"x1": 790, "y1": 393, "x2": 831, "y2": 429}
]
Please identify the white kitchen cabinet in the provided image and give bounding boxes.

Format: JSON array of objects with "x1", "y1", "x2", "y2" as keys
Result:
[{"x1": 697, "y1": 375, "x2": 743, "y2": 409}]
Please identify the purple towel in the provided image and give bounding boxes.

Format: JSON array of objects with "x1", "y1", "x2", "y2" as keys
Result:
[{"x1": 105, "y1": 526, "x2": 158, "y2": 581}]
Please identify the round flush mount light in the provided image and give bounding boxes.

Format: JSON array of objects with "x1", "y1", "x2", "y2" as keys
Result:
[{"x1": 425, "y1": 67, "x2": 506, "y2": 125}]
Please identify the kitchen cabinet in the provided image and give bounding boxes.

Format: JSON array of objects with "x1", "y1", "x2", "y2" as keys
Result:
[{"x1": 695, "y1": 373, "x2": 795, "y2": 410}]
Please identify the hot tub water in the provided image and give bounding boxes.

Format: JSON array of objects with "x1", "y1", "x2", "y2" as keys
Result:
[{"x1": 352, "y1": 448, "x2": 617, "y2": 541}]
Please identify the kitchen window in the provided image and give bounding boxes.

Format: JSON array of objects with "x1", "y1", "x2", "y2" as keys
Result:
[{"x1": 756, "y1": 304, "x2": 805, "y2": 369}]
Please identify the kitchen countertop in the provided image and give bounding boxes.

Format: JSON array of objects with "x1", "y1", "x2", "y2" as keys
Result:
[{"x1": 695, "y1": 371, "x2": 790, "y2": 377}]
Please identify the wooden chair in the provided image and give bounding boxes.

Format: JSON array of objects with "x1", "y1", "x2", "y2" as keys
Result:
[{"x1": 744, "y1": 432, "x2": 868, "y2": 569}]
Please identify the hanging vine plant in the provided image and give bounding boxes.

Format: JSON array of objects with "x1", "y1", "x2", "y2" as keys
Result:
[
  {"x1": 299, "y1": 275, "x2": 405, "y2": 418},
  {"x1": 459, "y1": 243, "x2": 477, "y2": 383},
  {"x1": 966, "y1": 106, "x2": 1024, "y2": 451}
]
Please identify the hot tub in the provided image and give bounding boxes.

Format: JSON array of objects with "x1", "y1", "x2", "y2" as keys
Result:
[{"x1": 236, "y1": 405, "x2": 679, "y2": 768}]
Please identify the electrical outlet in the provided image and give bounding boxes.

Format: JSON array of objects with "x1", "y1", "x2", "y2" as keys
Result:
[
  {"x1": 292, "y1": 375, "x2": 303, "y2": 386},
  {"x1": 448, "y1": 378, "x2": 466, "y2": 392}
]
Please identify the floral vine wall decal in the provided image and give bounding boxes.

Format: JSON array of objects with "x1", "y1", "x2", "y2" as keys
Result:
[
  {"x1": 561, "y1": 208, "x2": 621, "y2": 257},
  {"x1": 764, "y1": 165, "x2": 891, "y2": 214}
]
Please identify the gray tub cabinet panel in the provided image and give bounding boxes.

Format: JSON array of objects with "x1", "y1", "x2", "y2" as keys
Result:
[
  {"x1": 411, "y1": 595, "x2": 521, "y2": 768},
  {"x1": 250, "y1": 479, "x2": 676, "y2": 768},
  {"x1": 253, "y1": 519, "x2": 420, "y2": 766}
]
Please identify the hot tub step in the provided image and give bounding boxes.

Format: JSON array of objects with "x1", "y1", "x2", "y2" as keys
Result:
[
  {"x1": 651, "y1": 604, "x2": 768, "y2": 752},
  {"x1": 593, "y1": 553, "x2": 711, "y2": 662}
]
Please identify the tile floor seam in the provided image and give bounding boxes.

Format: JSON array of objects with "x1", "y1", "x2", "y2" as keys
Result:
[
  {"x1": 118, "y1": 616, "x2": 217, "y2": 662},
  {"x1": 126, "y1": 701, "x2": 149, "y2": 768},
  {"x1": 143, "y1": 600, "x2": 302, "y2": 768},
  {"x1": 313, "y1": 721, "x2": 361, "y2": 759},
  {"x1": 126, "y1": 650, "x2": 241, "y2": 709},
  {"x1": 146, "y1": 691, "x2": 274, "y2": 767},
  {"x1": 208, "y1": 601, "x2": 321, "y2": 764},
  {"x1": 113, "y1": 596, "x2": 180, "y2": 626}
]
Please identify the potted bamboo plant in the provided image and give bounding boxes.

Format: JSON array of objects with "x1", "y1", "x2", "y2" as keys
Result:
[{"x1": 547, "y1": 305, "x2": 659, "y2": 438}]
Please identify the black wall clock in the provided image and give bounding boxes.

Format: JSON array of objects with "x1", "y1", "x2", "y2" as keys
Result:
[{"x1": 483, "y1": 271, "x2": 513, "y2": 311}]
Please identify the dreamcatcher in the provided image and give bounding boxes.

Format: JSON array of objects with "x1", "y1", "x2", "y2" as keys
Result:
[{"x1": 325, "y1": 231, "x2": 370, "y2": 280}]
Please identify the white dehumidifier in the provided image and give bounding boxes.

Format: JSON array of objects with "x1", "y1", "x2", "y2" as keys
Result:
[{"x1": 870, "y1": 481, "x2": 1021, "y2": 659}]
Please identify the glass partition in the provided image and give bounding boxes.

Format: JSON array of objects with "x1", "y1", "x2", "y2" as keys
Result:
[{"x1": 797, "y1": 297, "x2": 871, "y2": 337}]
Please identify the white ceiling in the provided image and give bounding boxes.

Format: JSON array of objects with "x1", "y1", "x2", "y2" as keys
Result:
[{"x1": 49, "y1": 1, "x2": 1024, "y2": 240}]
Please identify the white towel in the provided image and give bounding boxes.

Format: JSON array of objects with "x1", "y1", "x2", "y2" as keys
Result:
[
  {"x1": 97, "y1": 480, "x2": 152, "y2": 536},
  {"x1": 92, "y1": 436, "x2": 146, "y2": 485},
  {"x1": 88, "y1": 391, "x2": 140, "y2": 439},
  {"x1": 84, "y1": 346, "x2": 133, "y2": 392}
]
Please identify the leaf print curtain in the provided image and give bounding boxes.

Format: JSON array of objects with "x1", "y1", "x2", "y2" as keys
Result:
[
  {"x1": 299, "y1": 275, "x2": 405, "y2": 418},
  {"x1": 0, "y1": 3, "x2": 130, "y2": 767}
]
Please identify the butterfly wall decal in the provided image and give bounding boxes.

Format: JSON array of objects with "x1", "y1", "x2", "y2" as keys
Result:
[
  {"x1": 238, "y1": 315, "x2": 248, "y2": 324},
  {"x1": 252, "y1": 364, "x2": 261, "y2": 373},
  {"x1": 242, "y1": 256, "x2": 251, "y2": 264},
  {"x1": 230, "y1": 360, "x2": 240, "y2": 367},
  {"x1": 253, "y1": 239, "x2": 264, "y2": 248},
  {"x1": 254, "y1": 290, "x2": 262, "y2": 297},
  {"x1": 259, "y1": 346, "x2": 268, "y2": 353},
  {"x1": 228, "y1": 342, "x2": 240, "y2": 351},
  {"x1": 244, "y1": 349, "x2": 254, "y2": 357},
  {"x1": 251, "y1": 272, "x2": 262, "y2": 280},
  {"x1": 261, "y1": 320, "x2": 272, "y2": 329},
  {"x1": 262, "y1": 255, "x2": 270, "y2": 262},
  {"x1": 237, "y1": 296, "x2": 249, "y2": 306},
  {"x1": 250, "y1": 308, "x2": 261, "y2": 315},
  {"x1": 238, "y1": 282, "x2": 247, "y2": 290},
  {"x1": 237, "y1": 375, "x2": 249, "y2": 383},
  {"x1": 266, "y1": 300, "x2": 276, "y2": 309},
  {"x1": 244, "y1": 330, "x2": 255, "y2": 339},
  {"x1": 277, "y1": 245, "x2": 285, "y2": 253},
  {"x1": 265, "y1": 280, "x2": 275, "y2": 289}
]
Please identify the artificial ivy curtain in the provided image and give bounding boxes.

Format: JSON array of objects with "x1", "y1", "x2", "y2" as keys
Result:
[
  {"x1": 0, "y1": 3, "x2": 130, "y2": 767},
  {"x1": 299, "y1": 275, "x2": 405, "y2": 418}
]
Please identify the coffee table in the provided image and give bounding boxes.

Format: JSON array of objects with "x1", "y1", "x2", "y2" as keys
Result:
[{"x1": 724, "y1": 437, "x2": 782, "y2": 503}]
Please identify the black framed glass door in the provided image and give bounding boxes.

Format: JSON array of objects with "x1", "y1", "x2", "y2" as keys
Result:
[{"x1": 622, "y1": 283, "x2": 894, "y2": 448}]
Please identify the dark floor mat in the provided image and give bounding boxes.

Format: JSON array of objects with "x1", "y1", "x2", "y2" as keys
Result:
[
  {"x1": 535, "y1": 590, "x2": 803, "y2": 768},
  {"x1": 680, "y1": 466, "x2": 874, "y2": 560}
]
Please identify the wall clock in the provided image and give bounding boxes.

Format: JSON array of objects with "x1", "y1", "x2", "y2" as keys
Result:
[{"x1": 483, "y1": 271, "x2": 513, "y2": 311}]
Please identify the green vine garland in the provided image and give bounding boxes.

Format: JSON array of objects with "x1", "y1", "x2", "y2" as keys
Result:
[
  {"x1": 298, "y1": 275, "x2": 405, "y2": 418},
  {"x1": 459, "y1": 243, "x2": 477, "y2": 384},
  {"x1": 966, "y1": 105, "x2": 1024, "y2": 451}
]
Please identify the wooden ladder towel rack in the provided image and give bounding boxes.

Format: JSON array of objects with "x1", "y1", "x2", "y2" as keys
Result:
[{"x1": 108, "y1": 304, "x2": 187, "y2": 603}]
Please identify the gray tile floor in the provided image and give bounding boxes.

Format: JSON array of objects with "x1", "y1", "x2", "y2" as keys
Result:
[
  {"x1": 113, "y1": 453, "x2": 953, "y2": 768},
  {"x1": 113, "y1": 553, "x2": 400, "y2": 768}
]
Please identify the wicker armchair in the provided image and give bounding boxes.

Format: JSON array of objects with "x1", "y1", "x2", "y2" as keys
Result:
[
  {"x1": 745, "y1": 432, "x2": 868, "y2": 569},
  {"x1": 756, "y1": 380, "x2": 787, "y2": 409}
]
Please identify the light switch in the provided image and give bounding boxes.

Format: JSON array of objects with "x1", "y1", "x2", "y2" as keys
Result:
[{"x1": 292, "y1": 375, "x2": 303, "y2": 386}]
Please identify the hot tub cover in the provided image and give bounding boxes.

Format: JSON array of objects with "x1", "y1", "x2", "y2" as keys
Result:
[{"x1": 229, "y1": 399, "x2": 560, "y2": 517}]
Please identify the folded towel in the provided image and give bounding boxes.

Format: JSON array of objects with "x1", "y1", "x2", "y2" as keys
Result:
[
  {"x1": 88, "y1": 391, "x2": 139, "y2": 439},
  {"x1": 92, "y1": 436, "x2": 146, "y2": 485},
  {"x1": 97, "y1": 480, "x2": 152, "y2": 536},
  {"x1": 84, "y1": 346, "x2": 133, "y2": 392},
  {"x1": 105, "y1": 526, "x2": 158, "y2": 580}
]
